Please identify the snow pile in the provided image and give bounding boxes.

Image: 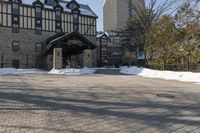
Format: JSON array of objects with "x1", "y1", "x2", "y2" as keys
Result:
[
  {"x1": 0, "y1": 68, "x2": 43, "y2": 76},
  {"x1": 49, "y1": 68, "x2": 96, "y2": 75},
  {"x1": 15, "y1": 69, "x2": 42, "y2": 74},
  {"x1": 0, "y1": 68, "x2": 17, "y2": 76},
  {"x1": 120, "y1": 66, "x2": 200, "y2": 83}
]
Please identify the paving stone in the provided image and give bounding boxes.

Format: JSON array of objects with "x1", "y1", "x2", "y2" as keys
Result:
[{"x1": 0, "y1": 73, "x2": 200, "y2": 133}]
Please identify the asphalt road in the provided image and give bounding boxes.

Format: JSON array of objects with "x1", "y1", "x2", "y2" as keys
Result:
[{"x1": 0, "y1": 72, "x2": 200, "y2": 133}]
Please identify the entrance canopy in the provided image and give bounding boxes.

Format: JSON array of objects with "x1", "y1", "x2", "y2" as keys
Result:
[{"x1": 46, "y1": 31, "x2": 96, "y2": 56}]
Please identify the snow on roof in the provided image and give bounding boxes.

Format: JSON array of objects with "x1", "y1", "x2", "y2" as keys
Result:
[
  {"x1": 97, "y1": 31, "x2": 109, "y2": 38},
  {"x1": 3, "y1": 0, "x2": 98, "y2": 17}
]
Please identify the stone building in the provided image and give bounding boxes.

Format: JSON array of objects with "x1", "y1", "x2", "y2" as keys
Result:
[
  {"x1": 96, "y1": 31, "x2": 123, "y2": 67},
  {"x1": 0, "y1": 0, "x2": 97, "y2": 69}
]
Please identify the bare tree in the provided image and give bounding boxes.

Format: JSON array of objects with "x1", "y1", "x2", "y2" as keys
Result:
[{"x1": 129, "y1": 0, "x2": 177, "y2": 65}]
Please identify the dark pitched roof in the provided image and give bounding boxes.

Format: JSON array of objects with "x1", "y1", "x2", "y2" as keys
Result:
[{"x1": 46, "y1": 31, "x2": 96, "y2": 55}]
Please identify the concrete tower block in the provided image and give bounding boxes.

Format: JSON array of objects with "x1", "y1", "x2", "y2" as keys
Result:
[{"x1": 53, "y1": 48, "x2": 63, "y2": 69}]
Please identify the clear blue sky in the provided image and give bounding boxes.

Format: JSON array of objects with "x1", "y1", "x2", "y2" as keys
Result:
[{"x1": 76, "y1": 0, "x2": 104, "y2": 32}]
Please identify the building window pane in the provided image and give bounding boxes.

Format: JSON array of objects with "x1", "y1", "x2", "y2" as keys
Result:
[
  {"x1": 36, "y1": 7, "x2": 41, "y2": 18},
  {"x1": 35, "y1": 43, "x2": 42, "y2": 52},
  {"x1": 55, "y1": 11, "x2": 61, "y2": 21},
  {"x1": 13, "y1": 3, "x2": 19, "y2": 15},
  {"x1": 12, "y1": 41, "x2": 19, "y2": 51},
  {"x1": 73, "y1": 14, "x2": 78, "y2": 24},
  {"x1": 36, "y1": 27, "x2": 42, "y2": 34},
  {"x1": 56, "y1": 28, "x2": 61, "y2": 33},
  {"x1": 12, "y1": 60, "x2": 20, "y2": 68},
  {"x1": 12, "y1": 24, "x2": 19, "y2": 33}
]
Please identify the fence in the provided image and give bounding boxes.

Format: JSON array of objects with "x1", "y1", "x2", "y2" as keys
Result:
[{"x1": 147, "y1": 63, "x2": 200, "y2": 72}]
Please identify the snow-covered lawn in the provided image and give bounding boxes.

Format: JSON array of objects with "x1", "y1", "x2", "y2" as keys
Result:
[
  {"x1": 120, "y1": 66, "x2": 200, "y2": 83},
  {"x1": 1, "y1": 67, "x2": 200, "y2": 84},
  {"x1": 0, "y1": 68, "x2": 96, "y2": 76},
  {"x1": 15, "y1": 69, "x2": 43, "y2": 74},
  {"x1": 0, "y1": 68, "x2": 42, "y2": 76},
  {"x1": 0, "y1": 68, "x2": 17, "y2": 76},
  {"x1": 49, "y1": 68, "x2": 96, "y2": 75}
]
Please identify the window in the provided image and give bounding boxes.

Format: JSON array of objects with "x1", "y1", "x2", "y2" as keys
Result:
[
  {"x1": 36, "y1": 27, "x2": 42, "y2": 34},
  {"x1": 57, "y1": 22, "x2": 60, "y2": 27},
  {"x1": 13, "y1": 16, "x2": 18, "y2": 21},
  {"x1": 73, "y1": 14, "x2": 78, "y2": 24},
  {"x1": 12, "y1": 24, "x2": 19, "y2": 33},
  {"x1": 35, "y1": 43, "x2": 42, "y2": 52},
  {"x1": 12, "y1": 3, "x2": 19, "y2": 33},
  {"x1": 12, "y1": 41, "x2": 19, "y2": 51},
  {"x1": 74, "y1": 24, "x2": 78, "y2": 31},
  {"x1": 55, "y1": 11, "x2": 61, "y2": 21},
  {"x1": 36, "y1": 20, "x2": 41, "y2": 25},
  {"x1": 56, "y1": 28, "x2": 61, "y2": 33},
  {"x1": 36, "y1": 7, "x2": 41, "y2": 18},
  {"x1": 13, "y1": 3, "x2": 19, "y2": 15},
  {"x1": 12, "y1": 60, "x2": 20, "y2": 68}
]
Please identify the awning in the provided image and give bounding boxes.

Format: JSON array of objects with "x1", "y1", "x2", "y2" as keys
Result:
[{"x1": 46, "y1": 31, "x2": 96, "y2": 56}]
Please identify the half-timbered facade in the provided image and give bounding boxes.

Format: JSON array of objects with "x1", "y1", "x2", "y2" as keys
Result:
[{"x1": 0, "y1": 0, "x2": 97, "y2": 69}]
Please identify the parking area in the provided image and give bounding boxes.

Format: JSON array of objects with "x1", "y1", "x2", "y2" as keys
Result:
[{"x1": 0, "y1": 73, "x2": 200, "y2": 133}]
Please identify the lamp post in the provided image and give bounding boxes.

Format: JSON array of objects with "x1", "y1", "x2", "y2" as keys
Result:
[
  {"x1": 1, "y1": 53, "x2": 4, "y2": 68},
  {"x1": 26, "y1": 54, "x2": 29, "y2": 68}
]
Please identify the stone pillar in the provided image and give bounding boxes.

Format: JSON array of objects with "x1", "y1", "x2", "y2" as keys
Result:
[
  {"x1": 83, "y1": 50, "x2": 92, "y2": 67},
  {"x1": 53, "y1": 48, "x2": 63, "y2": 69},
  {"x1": 70, "y1": 55, "x2": 76, "y2": 68}
]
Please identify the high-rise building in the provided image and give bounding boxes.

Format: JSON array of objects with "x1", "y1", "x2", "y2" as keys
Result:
[{"x1": 103, "y1": 0, "x2": 144, "y2": 32}]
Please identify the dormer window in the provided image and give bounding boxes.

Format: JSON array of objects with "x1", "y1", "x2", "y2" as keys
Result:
[
  {"x1": 70, "y1": 3, "x2": 77, "y2": 10},
  {"x1": 67, "y1": 0, "x2": 80, "y2": 13}
]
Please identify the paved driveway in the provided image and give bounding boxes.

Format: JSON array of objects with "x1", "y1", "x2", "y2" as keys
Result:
[{"x1": 0, "y1": 73, "x2": 200, "y2": 133}]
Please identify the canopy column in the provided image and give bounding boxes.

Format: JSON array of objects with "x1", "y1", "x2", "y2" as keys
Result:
[
  {"x1": 83, "y1": 49, "x2": 92, "y2": 67},
  {"x1": 53, "y1": 48, "x2": 63, "y2": 69}
]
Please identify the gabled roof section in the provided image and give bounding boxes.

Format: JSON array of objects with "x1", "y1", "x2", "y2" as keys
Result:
[
  {"x1": 53, "y1": 3, "x2": 63, "y2": 11},
  {"x1": 32, "y1": 0, "x2": 44, "y2": 7},
  {"x1": 66, "y1": 0, "x2": 80, "y2": 13},
  {"x1": 97, "y1": 31, "x2": 109, "y2": 38},
  {"x1": 3, "y1": 0, "x2": 98, "y2": 18},
  {"x1": 46, "y1": 31, "x2": 96, "y2": 54}
]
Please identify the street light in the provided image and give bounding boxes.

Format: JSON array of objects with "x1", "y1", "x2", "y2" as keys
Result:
[
  {"x1": 1, "y1": 53, "x2": 4, "y2": 68},
  {"x1": 26, "y1": 54, "x2": 29, "y2": 68}
]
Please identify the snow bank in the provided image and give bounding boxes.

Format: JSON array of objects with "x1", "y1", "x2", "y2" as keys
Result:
[
  {"x1": 15, "y1": 69, "x2": 42, "y2": 74},
  {"x1": 0, "y1": 68, "x2": 43, "y2": 76},
  {"x1": 0, "y1": 68, "x2": 17, "y2": 76},
  {"x1": 120, "y1": 66, "x2": 200, "y2": 83},
  {"x1": 49, "y1": 68, "x2": 96, "y2": 75}
]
